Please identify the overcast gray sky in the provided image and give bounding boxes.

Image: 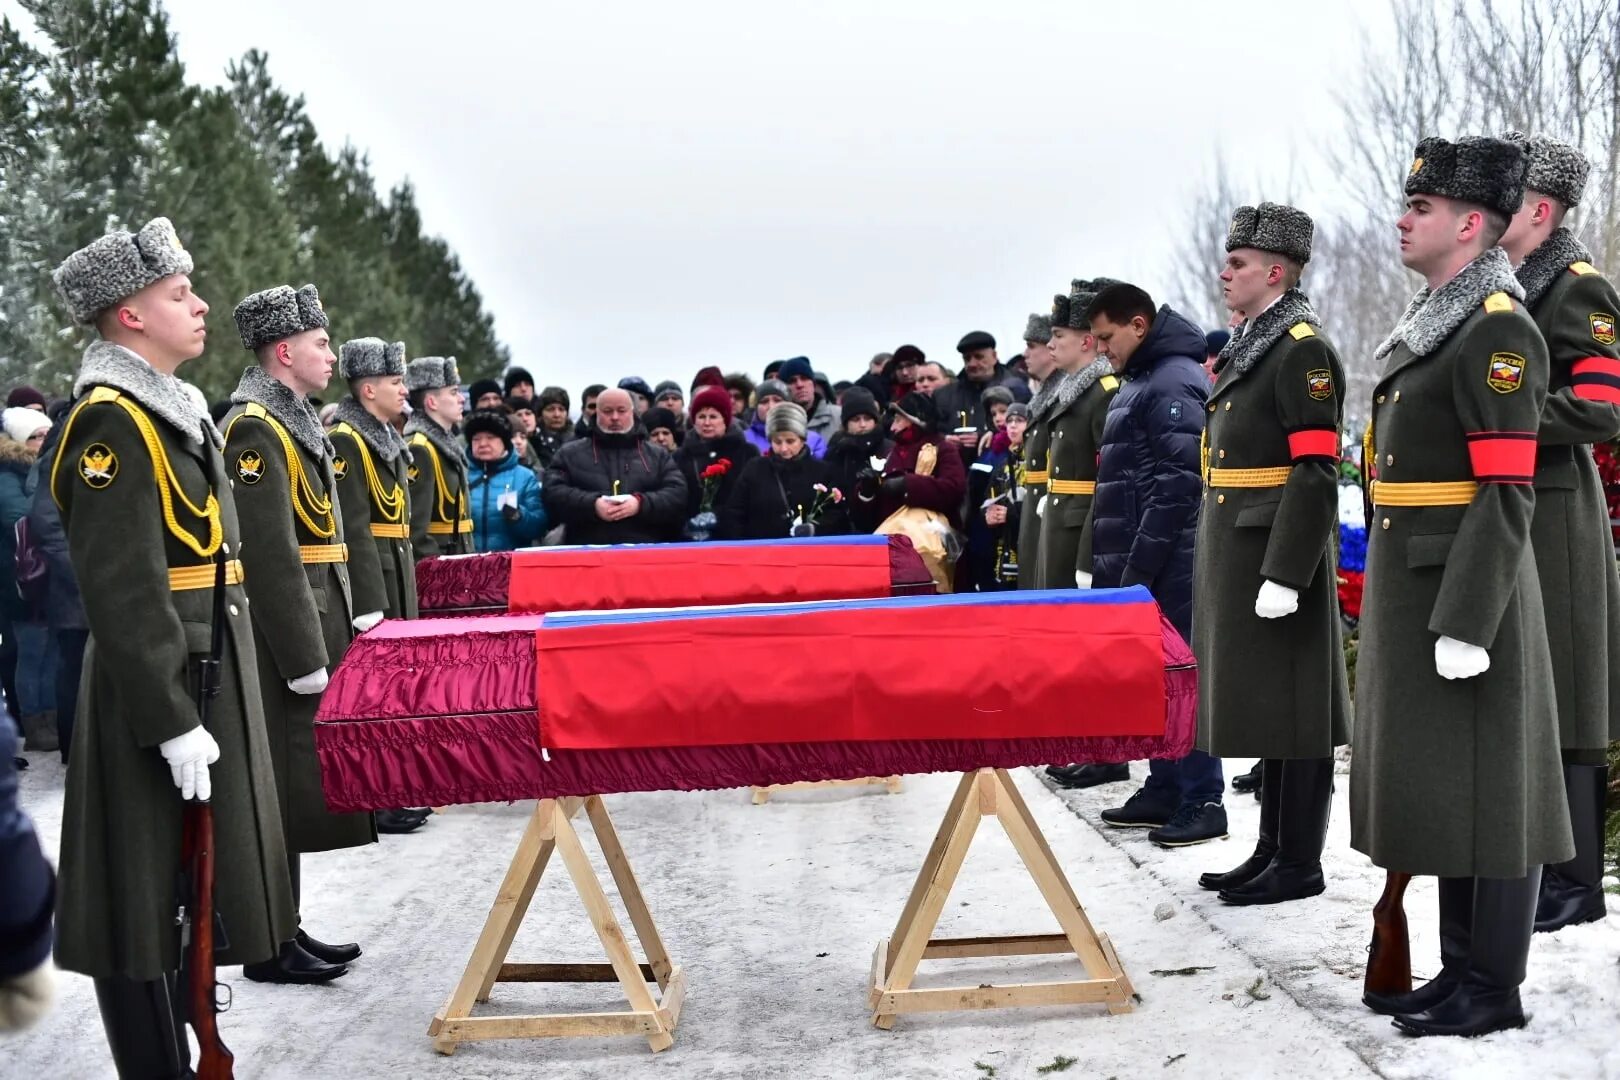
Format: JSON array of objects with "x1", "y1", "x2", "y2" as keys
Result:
[{"x1": 14, "y1": 0, "x2": 1383, "y2": 395}]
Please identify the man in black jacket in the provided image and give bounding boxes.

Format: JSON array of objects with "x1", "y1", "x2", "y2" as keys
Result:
[
  {"x1": 1085, "y1": 283, "x2": 1226, "y2": 848},
  {"x1": 933, "y1": 331, "x2": 1032, "y2": 464},
  {"x1": 542, "y1": 388, "x2": 687, "y2": 544}
]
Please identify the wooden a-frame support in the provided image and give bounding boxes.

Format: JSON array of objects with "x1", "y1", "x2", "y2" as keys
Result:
[
  {"x1": 427, "y1": 796, "x2": 685, "y2": 1054},
  {"x1": 868, "y1": 768, "x2": 1136, "y2": 1025}
]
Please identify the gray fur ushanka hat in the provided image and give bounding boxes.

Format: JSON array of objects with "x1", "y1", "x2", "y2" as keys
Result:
[
  {"x1": 233, "y1": 284, "x2": 329, "y2": 350},
  {"x1": 1050, "y1": 293, "x2": 1071, "y2": 328},
  {"x1": 1023, "y1": 313, "x2": 1053, "y2": 345},
  {"x1": 1226, "y1": 202, "x2": 1314, "y2": 263},
  {"x1": 406, "y1": 356, "x2": 460, "y2": 392},
  {"x1": 1062, "y1": 278, "x2": 1122, "y2": 329},
  {"x1": 53, "y1": 216, "x2": 195, "y2": 324},
  {"x1": 339, "y1": 338, "x2": 407, "y2": 380},
  {"x1": 1502, "y1": 130, "x2": 1589, "y2": 208},
  {"x1": 1404, "y1": 135, "x2": 1527, "y2": 218}
]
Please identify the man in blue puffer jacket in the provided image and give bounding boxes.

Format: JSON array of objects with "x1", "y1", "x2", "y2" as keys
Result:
[
  {"x1": 1084, "y1": 283, "x2": 1226, "y2": 848},
  {"x1": 465, "y1": 410, "x2": 547, "y2": 552}
]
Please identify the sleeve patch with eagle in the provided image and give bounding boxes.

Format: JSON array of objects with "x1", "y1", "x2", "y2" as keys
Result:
[
  {"x1": 1306, "y1": 369, "x2": 1334, "y2": 400},
  {"x1": 236, "y1": 450, "x2": 264, "y2": 484},
  {"x1": 1592, "y1": 313, "x2": 1617, "y2": 346},
  {"x1": 1487, "y1": 352, "x2": 1526, "y2": 394},
  {"x1": 332, "y1": 456, "x2": 348, "y2": 480},
  {"x1": 79, "y1": 443, "x2": 118, "y2": 489}
]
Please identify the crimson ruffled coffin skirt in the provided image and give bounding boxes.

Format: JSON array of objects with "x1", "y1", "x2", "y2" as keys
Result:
[
  {"x1": 315, "y1": 589, "x2": 1198, "y2": 813},
  {"x1": 415, "y1": 535, "x2": 936, "y2": 615}
]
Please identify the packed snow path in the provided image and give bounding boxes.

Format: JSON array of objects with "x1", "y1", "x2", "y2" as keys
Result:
[{"x1": 8, "y1": 757, "x2": 1618, "y2": 1079}]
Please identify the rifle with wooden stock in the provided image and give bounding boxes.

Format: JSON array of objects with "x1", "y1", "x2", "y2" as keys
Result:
[
  {"x1": 1364, "y1": 870, "x2": 1413, "y2": 997},
  {"x1": 177, "y1": 551, "x2": 235, "y2": 1079}
]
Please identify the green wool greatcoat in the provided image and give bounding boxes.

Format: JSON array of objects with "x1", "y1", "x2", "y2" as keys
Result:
[
  {"x1": 1194, "y1": 310, "x2": 1350, "y2": 760},
  {"x1": 1350, "y1": 281, "x2": 1573, "y2": 879},
  {"x1": 1522, "y1": 250, "x2": 1620, "y2": 750},
  {"x1": 406, "y1": 418, "x2": 472, "y2": 560},
  {"x1": 1016, "y1": 386, "x2": 1055, "y2": 589},
  {"x1": 1037, "y1": 363, "x2": 1118, "y2": 590},
  {"x1": 51, "y1": 349, "x2": 295, "y2": 979},
  {"x1": 224, "y1": 391, "x2": 376, "y2": 854},
  {"x1": 330, "y1": 408, "x2": 418, "y2": 620}
]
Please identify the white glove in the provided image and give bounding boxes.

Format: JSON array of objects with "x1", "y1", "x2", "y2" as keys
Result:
[
  {"x1": 497, "y1": 490, "x2": 518, "y2": 511},
  {"x1": 1036, "y1": 494, "x2": 1048, "y2": 519},
  {"x1": 353, "y1": 610, "x2": 384, "y2": 633},
  {"x1": 1435, "y1": 635, "x2": 1490, "y2": 680},
  {"x1": 159, "y1": 726, "x2": 221, "y2": 801},
  {"x1": 288, "y1": 667, "x2": 329, "y2": 695},
  {"x1": 1254, "y1": 580, "x2": 1300, "y2": 619},
  {"x1": 1074, "y1": 570, "x2": 1092, "y2": 589},
  {"x1": 0, "y1": 964, "x2": 53, "y2": 1032}
]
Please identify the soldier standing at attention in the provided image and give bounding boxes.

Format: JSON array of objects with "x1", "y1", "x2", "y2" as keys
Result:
[
  {"x1": 1497, "y1": 131, "x2": 1620, "y2": 935},
  {"x1": 1352, "y1": 136, "x2": 1571, "y2": 1038},
  {"x1": 405, "y1": 356, "x2": 471, "y2": 560},
  {"x1": 1016, "y1": 311, "x2": 1057, "y2": 590},
  {"x1": 49, "y1": 218, "x2": 296, "y2": 1074},
  {"x1": 224, "y1": 285, "x2": 377, "y2": 983},
  {"x1": 1193, "y1": 204, "x2": 1350, "y2": 906},
  {"x1": 329, "y1": 339, "x2": 429, "y2": 835}
]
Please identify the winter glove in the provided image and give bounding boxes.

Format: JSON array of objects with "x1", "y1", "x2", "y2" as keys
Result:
[
  {"x1": 1434, "y1": 635, "x2": 1490, "y2": 680},
  {"x1": 1074, "y1": 570, "x2": 1092, "y2": 589},
  {"x1": 789, "y1": 522, "x2": 816, "y2": 538},
  {"x1": 855, "y1": 469, "x2": 880, "y2": 500},
  {"x1": 498, "y1": 490, "x2": 520, "y2": 521},
  {"x1": 353, "y1": 610, "x2": 384, "y2": 633},
  {"x1": 0, "y1": 964, "x2": 53, "y2": 1032},
  {"x1": 1035, "y1": 494, "x2": 1048, "y2": 519},
  {"x1": 287, "y1": 668, "x2": 329, "y2": 695},
  {"x1": 1254, "y1": 580, "x2": 1300, "y2": 619},
  {"x1": 158, "y1": 726, "x2": 221, "y2": 802},
  {"x1": 880, "y1": 474, "x2": 907, "y2": 499}
]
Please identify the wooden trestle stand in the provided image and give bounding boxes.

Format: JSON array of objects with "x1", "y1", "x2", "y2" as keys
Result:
[
  {"x1": 869, "y1": 768, "x2": 1135, "y2": 1026},
  {"x1": 428, "y1": 796, "x2": 685, "y2": 1055},
  {"x1": 750, "y1": 775, "x2": 903, "y2": 803}
]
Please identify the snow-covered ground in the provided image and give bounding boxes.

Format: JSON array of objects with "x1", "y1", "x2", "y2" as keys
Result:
[{"x1": 6, "y1": 754, "x2": 1618, "y2": 1079}]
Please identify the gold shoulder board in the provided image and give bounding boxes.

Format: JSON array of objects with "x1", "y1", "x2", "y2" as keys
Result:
[
  {"x1": 1100, "y1": 374, "x2": 1120, "y2": 392},
  {"x1": 1289, "y1": 322, "x2": 1316, "y2": 340},
  {"x1": 1483, "y1": 292, "x2": 1513, "y2": 313},
  {"x1": 1570, "y1": 261, "x2": 1597, "y2": 276}
]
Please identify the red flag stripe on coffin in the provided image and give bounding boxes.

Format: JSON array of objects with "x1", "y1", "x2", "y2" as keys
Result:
[
  {"x1": 535, "y1": 589, "x2": 1168, "y2": 750},
  {"x1": 1465, "y1": 430, "x2": 1538, "y2": 483},
  {"x1": 1286, "y1": 428, "x2": 1339, "y2": 461},
  {"x1": 1571, "y1": 357, "x2": 1620, "y2": 403},
  {"x1": 507, "y1": 536, "x2": 896, "y2": 613}
]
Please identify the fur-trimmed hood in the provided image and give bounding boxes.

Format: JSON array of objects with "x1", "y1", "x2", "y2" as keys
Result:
[
  {"x1": 0, "y1": 434, "x2": 36, "y2": 470},
  {"x1": 1375, "y1": 247, "x2": 1525, "y2": 361},
  {"x1": 229, "y1": 363, "x2": 332, "y2": 459},
  {"x1": 405, "y1": 412, "x2": 466, "y2": 467},
  {"x1": 1048, "y1": 357, "x2": 1114, "y2": 414},
  {"x1": 331, "y1": 396, "x2": 410, "y2": 463},
  {"x1": 74, "y1": 340, "x2": 220, "y2": 447},
  {"x1": 1217, "y1": 289, "x2": 1322, "y2": 375},
  {"x1": 1514, "y1": 226, "x2": 1592, "y2": 309}
]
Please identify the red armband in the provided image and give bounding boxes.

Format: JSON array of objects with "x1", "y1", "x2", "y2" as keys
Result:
[
  {"x1": 1285, "y1": 427, "x2": 1339, "y2": 462},
  {"x1": 1570, "y1": 356, "x2": 1620, "y2": 403},
  {"x1": 1465, "y1": 430, "x2": 1537, "y2": 483}
]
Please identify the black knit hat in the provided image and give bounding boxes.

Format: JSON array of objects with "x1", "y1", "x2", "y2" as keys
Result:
[
  {"x1": 642, "y1": 406, "x2": 680, "y2": 435},
  {"x1": 1404, "y1": 135, "x2": 1528, "y2": 218},
  {"x1": 468, "y1": 378, "x2": 503, "y2": 403},
  {"x1": 538, "y1": 385, "x2": 570, "y2": 410},
  {"x1": 463, "y1": 408, "x2": 513, "y2": 451},
  {"x1": 840, "y1": 387, "x2": 881, "y2": 426},
  {"x1": 885, "y1": 345, "x2": 925, "y2": 375},
  {"x1": 892, "y1": 390, "x2": 938, "y2": 431},
  {"x1": 503, "y1": 366, "x2": 535, "y2": 395}
]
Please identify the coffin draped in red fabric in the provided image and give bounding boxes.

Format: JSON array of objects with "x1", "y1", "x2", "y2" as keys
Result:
[
  {"x1": 315, "y1": 588, "x2": 1197, "y2": 812},
  {"x1": 414, "y1": 535, "x2": 935, "y2": 615}
]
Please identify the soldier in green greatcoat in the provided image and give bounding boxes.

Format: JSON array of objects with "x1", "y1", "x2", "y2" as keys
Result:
[
  {"x1": 405, "y1": 356, "x2": 472, "y2": 559},
  {"x1": 1498, "y1": 131, "x2": 1620, "y2": 935},
  {"x1": 1016, "y1": 312, "x2": 1057, "y2": 589},
  {"x1": 1039, "y1": 277, "x2": 1121, "y2": 592},
  {"x1": 49, "y1": 218, "x2": 295, "y2": 1075},
  {"x1": 225, "y1": 284, "x2": 377, "y2": 983},
  {"x1": 1192, "y1": 203, "x2": 1350, "y2": 907},
  {"x1": 1351, "y1": 136, "x2": 1572, "y2": 1038},
  {"x1": 329, "y1": 339, "x2": 417, "y2": 623}
]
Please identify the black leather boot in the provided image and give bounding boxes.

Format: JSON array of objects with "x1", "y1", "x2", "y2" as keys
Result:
[
  {"x1": 1364, "y1": 876, "x2": 1473, "y2": 1015},
  {"x1": 1200, "y1": 759, "x2": 1281, "y2": 891},
  {"x1": 242, "y1": 939, "x2": 349, "y2": 985},
  {"x1": 287, "y1": 854, "x2": 362, "y2": 965},
  {"x1": 1230, "y1": 760, "x2": 1264, "y2": 795},
  {"x1": 376, "y1": 808, "x2": 431, "y2": 834},
  {"x1": 1534, "y1": 764, "x2": 1608, "y2": 933},
  {"x1": 1393, "y1": 870, "x2": 1539, "y2": 1037},
  {"x1": 93, "y1": 973, "x2": 190, "y2": 1078},
  {"x1": 1046, "y1": 762, "x2": 1131, "y2": 789},
  {"x1": 1220, "y1": 757, "x2": 1332, "y2": 905}
]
